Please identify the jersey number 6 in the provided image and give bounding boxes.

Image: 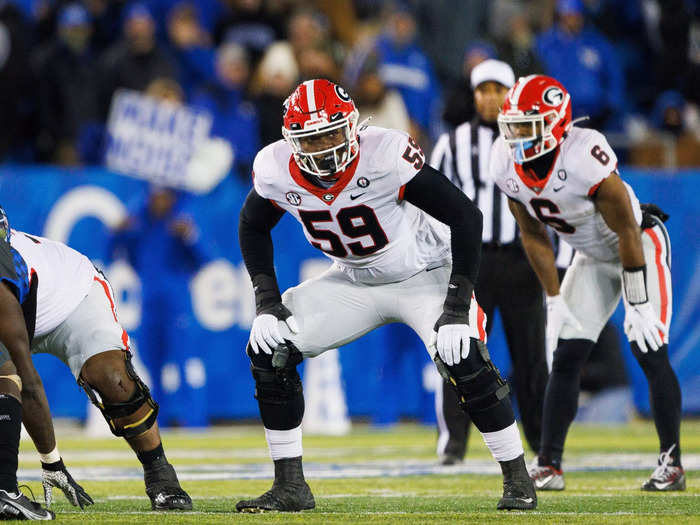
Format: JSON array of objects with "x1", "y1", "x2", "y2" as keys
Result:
[
  {"x1": 299, "y1": 205, "x2": 389, "y2": 257},
  {"x1": 530, "y1": 198, "x2": 576, "y2": 234}
]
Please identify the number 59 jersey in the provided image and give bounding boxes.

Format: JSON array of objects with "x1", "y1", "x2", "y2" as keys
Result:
[
  {"x1": 252, "y1": 126, "x2": 451, "y2": 284},
  {"x1": 489, "y1": 127, "x2": 642, "y2": 262}
]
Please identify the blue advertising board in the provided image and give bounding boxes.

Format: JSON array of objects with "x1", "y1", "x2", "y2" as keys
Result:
[{"x1": 0, "y1": 166, "x2": 697, "y2": 425}]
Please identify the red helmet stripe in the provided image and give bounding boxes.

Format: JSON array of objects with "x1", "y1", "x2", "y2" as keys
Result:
[{"x1": 303, "y1": 79, "x2": 317, "y2": 113}]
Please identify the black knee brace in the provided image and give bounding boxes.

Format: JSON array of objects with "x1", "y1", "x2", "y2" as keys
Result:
[
  {"x1": 248, "y1": 343, "x2": 305, "y2": 430},
  {"x1": 435, "y1": 339, "x2": 513, "y2": 432},
  {"x1": 78, "y1": 351, "x2": 159, "y2": 439}
]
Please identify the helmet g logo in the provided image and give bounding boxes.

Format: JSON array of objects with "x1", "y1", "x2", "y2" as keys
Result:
[
  {"x1": 335, "y1": 85, "x2": 351, "y2": 102},
  {"x1": 542, "y1": 86, "x2": 563, "y2": 106}
]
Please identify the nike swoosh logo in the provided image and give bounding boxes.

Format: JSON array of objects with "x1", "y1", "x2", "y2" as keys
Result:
[
  {"x1": 350, "y1": 193, "x2": 366, "y2": 200},
  {"x1": 653, "y1": 480, "x2": 673, "y2": 489},
  {"x1": 520, "y1": 497, "x2": 534, "y2": 504},
  {"x1": 425, "y1": 265, "x2": 443, "y2": 272},
  {"x1": 553, "y1": 186, "x2": 565, "y2": 192},
  {"x1": 534, "y1": 475, "x2": 554, "y2": 487}
]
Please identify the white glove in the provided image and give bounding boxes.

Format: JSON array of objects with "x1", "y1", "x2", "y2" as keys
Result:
[
  {"x1": 249, "y1": 303, "x2": 299, "y2": 354},
  {"x1": 430, "y1": 324, "x2": 471, "y2": 366},
  {"x1": 42, "y1": 459, "x2": 94, "y2": 508},
  {"x1": 545, "y1": 294, "x2": 582, "y2": 371},
  {"x1": 624, "y1": 301, "x2": 665, "y2": 353}
]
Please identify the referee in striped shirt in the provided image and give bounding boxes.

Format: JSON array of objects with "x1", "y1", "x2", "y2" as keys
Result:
[{"x1": 430, "y1": 60, "x2": 548, "y2": 464}]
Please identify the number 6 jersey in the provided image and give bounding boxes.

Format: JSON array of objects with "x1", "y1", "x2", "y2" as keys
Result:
[
  {"x1": 489, "y1": 127, "x2": 642, "y2": 262},
  {"x1": 252, "y1": 126, "x2": 451, "y2": 284}
]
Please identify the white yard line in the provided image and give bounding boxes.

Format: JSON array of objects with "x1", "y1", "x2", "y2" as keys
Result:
[{"x1": 16, "y1": 453, "x2": 700, "y2": 482}]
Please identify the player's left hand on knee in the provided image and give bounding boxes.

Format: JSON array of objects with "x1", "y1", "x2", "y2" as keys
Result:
[
  {"x1": 249, "y1": 303, "x2": 299, "y2": 354},
  {"x1": 624, "y1": 301, "x2": 665, "y2": 353},
  {"x1": 41, "y1": 459, "x2": 94, "y2": 509},
  {"x1": 431, "y1": 313, "x2": 470, "y2": 366}
]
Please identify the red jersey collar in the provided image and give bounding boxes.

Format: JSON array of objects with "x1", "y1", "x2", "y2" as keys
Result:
[
  {"x1": 513, "y1": 148, "x2": 560, "y2": 193},
  {"x1": 288, "y1": 152, "x2": 360, "y2": 205}
]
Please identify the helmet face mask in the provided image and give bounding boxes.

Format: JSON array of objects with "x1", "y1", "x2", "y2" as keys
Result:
[
  {"x1": 497, "y1": 75, "x2": 571, "y2": 165},
  {"x1": 283, "y1": 112, "x2": 359, "y2": 177},
  {"x1": 498, "y1": 111, "x2": 559, "y2": 164},
  {"x1": 282, "y1": 79, "x2": 360, "y2": 178}
]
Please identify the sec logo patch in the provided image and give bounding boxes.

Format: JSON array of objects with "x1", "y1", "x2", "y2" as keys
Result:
[{"x1": 286, "y1": 192, "x2": 302, "y2": 206}]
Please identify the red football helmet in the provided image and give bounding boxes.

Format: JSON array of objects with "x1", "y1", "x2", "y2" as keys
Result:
[
  {"x1": 282, "y1": 79, "x2": 360, "y2": 178},
  {"x1": 497, "y1": 75, "x2": 572, "y2": 164}
]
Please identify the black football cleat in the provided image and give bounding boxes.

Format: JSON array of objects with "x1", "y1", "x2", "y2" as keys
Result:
[
  {"x1": 0, "y1": 488, "x2": 55, "y2": 520},
  {"x1": 236, "y1": 457, "x2": 315, "y2": 513},
  {"x1": 144, "y1": 460, "x2": 192, "y2": 510},
  {"x1": 497, "y1": 454, "x2": 537, "y2": 510}
]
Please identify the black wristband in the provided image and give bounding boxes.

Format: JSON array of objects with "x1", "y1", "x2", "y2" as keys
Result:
[
  {"x1": 252, "y1": 274, "x2": 282, "y2": 314},
  {"x1": 41, "y1": 458, "x2": 65, "y2": 472},
  {"x1": 442, "y1": 274, "x2": 474, "y2": 321}
]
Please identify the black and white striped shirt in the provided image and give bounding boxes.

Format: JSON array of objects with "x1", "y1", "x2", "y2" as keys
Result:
[{"x1": 430, "y1": 118, "x2": 518, "y2": 245}]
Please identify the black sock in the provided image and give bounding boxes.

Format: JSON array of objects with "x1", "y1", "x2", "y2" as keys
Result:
[
  {"x1": 137, "y1": 443, "x2": 166, "y2": 467},
  {"x1": 0, "y1": 394, "x2": 21, "y2": 492},
  {"x1": 631, "y1": 344, "x2": 682, "y2": 467},
  {"x1": 539, "y1": 339, "x2": 594, "y2": 470}
]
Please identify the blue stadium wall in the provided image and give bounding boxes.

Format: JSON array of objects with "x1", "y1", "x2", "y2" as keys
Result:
[{"x1": 0, "y1": 166, "x2": 698, "y2": 424}]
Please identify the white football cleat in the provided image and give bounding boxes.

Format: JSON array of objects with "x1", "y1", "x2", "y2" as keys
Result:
[
  {"x1": 529, "y1": 464, "x2": 565, "y2": 491},
  {"x1": 642, "y1": 445, "x2": 686, "y2": 492}
]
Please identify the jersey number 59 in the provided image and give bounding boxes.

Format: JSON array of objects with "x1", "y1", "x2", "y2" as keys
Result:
[{"x1": 299, "y1": 205, "x2": 389, "y2": 257}]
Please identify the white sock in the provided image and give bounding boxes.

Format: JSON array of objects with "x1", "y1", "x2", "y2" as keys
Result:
[
  {"x1": 480, "y1": 421, "x2": 524, "y2": 462},
  {"x1": 265, "y1": 425, "x2": 303, "y2": 460}
]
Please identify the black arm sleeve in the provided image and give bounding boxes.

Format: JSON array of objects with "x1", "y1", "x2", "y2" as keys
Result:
[
  {"x1": 403, "y1": 163, "x2": 483, "y2": 285},
  {"x1": 238, "y1": 188, "x2": 286, "y2": 311}
]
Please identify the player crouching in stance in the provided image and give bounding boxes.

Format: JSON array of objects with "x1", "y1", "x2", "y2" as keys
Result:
[
  {"x1": 0, "y1": 207, "x2": 191, "y2": 511},
  {"x1": 0, "y1": 224, "x2": 54, "y2": 519},
  {"x1": 236, "y1": 79, "x2": 536, "y2": 512},
  {"x1": 490, "y1": 75, "x2": 684, "y2": 492}
]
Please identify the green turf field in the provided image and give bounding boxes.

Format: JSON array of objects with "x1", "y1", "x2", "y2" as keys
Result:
[{"x1": 15, "y1": 420, "x2": 700, "y2": 523}]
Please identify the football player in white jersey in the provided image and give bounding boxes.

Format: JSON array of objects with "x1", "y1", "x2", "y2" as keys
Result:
[
  {"x1": 0, "y1": 208, "x2": 192, "y2": 511},
  {"x1": 0, "y1": 215, "x2": 55, "y2": 520},
  {"x1": 490, "y1": 75, "x2": 683, "y2": 492},
  {"x1": 236, "y1": 78, "x2": 537, "y2": 512}
]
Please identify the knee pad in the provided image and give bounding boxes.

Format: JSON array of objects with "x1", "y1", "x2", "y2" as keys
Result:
[
  {"x1": 0, "y1": 375, "x2": 21, "y2": 391},
  {"x1": 551, "y1": 339, "x2": 594, "y2": 375},
  {"x1": 439, "y1": 340, "x2": 510, "y2": 414},
  {"x1": 248, "y1": 343, "x2": 303, "y2": 405},
  {"x1": 247, "y1": 343, "x2": 304, "y2": 430},
  {"x1": 78, "y1": 351, "x2": 159, "y2": 438}
]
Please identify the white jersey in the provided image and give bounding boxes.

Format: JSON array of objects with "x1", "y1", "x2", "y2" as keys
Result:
[
  {"x1": 489, "y1": 127, "x2": 642, "y2": 262},
  {"x1": 253, "y1": 126, "x2": 450, "y2": 284},
  {"x1": 10, "y1": 230, "x2": 97, "y2": 337}
]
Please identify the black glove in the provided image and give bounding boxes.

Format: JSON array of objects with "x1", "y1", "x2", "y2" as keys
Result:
[{"x1": 41, "y1": 459, "x2": 94, "y2": 509}]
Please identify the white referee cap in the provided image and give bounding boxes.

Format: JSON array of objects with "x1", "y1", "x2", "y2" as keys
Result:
[{"x1": 470, "y1": 59, "x2": 515, "y2": 90}]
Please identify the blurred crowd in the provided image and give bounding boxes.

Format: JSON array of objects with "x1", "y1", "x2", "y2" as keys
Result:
[{"x1": 0, "y1": 0, "x2": 698, "y2": 177}]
